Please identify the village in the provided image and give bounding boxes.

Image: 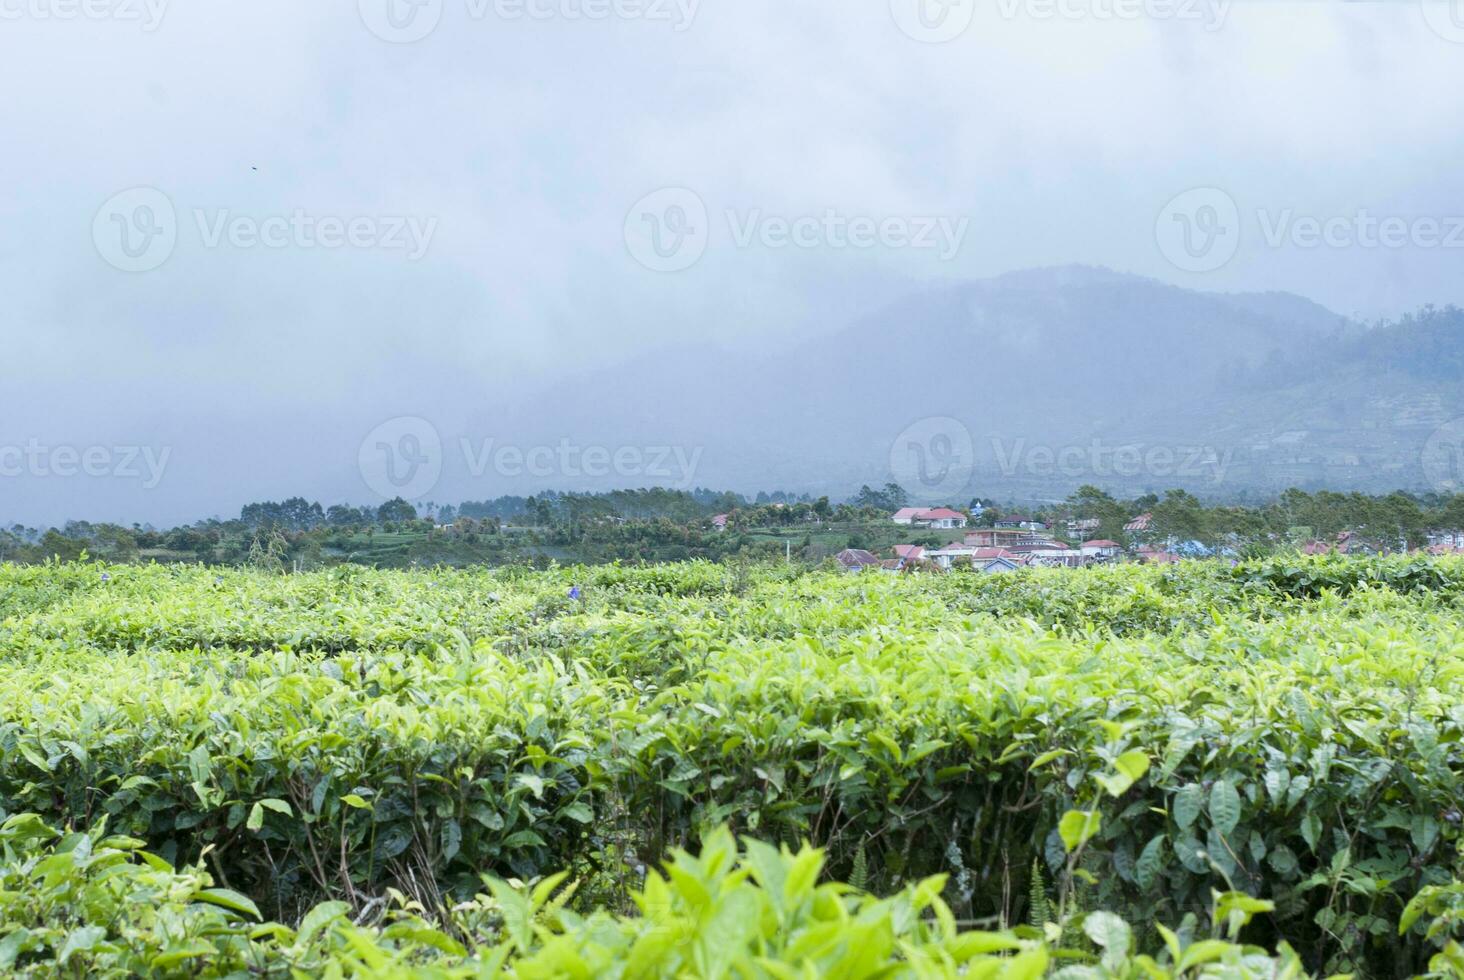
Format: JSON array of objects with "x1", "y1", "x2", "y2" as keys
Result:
[
  {"x1": 821, "y1": 507, "x2": 1171, "y2": 573},
  {"x1": 825, "y1": 506, "x2": 1464, "y2": 574}
]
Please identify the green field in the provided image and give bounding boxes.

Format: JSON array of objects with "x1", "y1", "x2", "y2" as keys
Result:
[{"x1": 1, "y1": 557, "x2": 1463, "y2": 976}]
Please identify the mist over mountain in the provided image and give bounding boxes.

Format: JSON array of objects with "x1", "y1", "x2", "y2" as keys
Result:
[
  {"x1": 6, "y1": 267, "x2": 1461, "y2": 528},
  {"x1": 481, "y1": 266, "x2": 1461, "y2": 504}
]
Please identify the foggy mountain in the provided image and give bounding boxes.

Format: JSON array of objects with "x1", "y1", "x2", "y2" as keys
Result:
[{"x1": 484, "y1": 266, "x2": 1461, "y2": 503}]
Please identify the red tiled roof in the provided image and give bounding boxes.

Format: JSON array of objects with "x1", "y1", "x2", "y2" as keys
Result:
[
  {"x1": 893, "y1": 545, "x2": 926, "y2": 560},
  {"x1": 918, "y1": 508, "x2": 965, "y2": 520},
  {"x1": 1083, "y1": 540, "x2": 1121, "y2": 548}
]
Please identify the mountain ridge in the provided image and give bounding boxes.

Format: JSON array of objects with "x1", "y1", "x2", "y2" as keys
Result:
[{"x1": 483, "y1": 267, "x2": 1461, "y2": 500}]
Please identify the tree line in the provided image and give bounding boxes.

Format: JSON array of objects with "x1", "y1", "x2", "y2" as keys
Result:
[{"x1": 5, "y1": 485, "x2": 1464, "y2": 568}]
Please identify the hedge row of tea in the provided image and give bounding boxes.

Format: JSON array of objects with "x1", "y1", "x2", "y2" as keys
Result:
[
  {"x1": 1, "y1": 810, "x2": 1320, "y2": 978},
  {"x1": 1, "y1": 556, "x2": 1463, "y2": 976}
]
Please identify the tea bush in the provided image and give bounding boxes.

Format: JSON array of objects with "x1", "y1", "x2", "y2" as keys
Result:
[
  {"x1": 0, "y1": 556, "x2": 1461, "y2": 975},
  {"x1": 0, "y1": 810, "x2": 1315, "y2": 978}
]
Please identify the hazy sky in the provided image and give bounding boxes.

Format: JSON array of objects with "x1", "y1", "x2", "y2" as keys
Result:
[{"x1": 3, "y1": 0, "x2": 1464, "y2": 524}]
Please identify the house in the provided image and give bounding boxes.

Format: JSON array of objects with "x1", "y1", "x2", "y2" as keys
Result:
[
  {"x1": 1136, "y1": 546, "x2": 1180, "y2": 565},
  {"x1": 711, "y1": 514, "x2": 729, "y2": 530},
  {"x1": 927, "y1": 542, "x2": 979, "y2": 570},
  {"x1": 892, "y1": 544, "x2": 927, "y2": 566},
  {"x1": 1301, "y1": 532, "x2": 1375, "y2": 556},
  {"x1": 971, "y1": 548, "x2": 1026, "y2": 572},
  {"x1": 1066, "y1": 518, "x2": 1101, "y2": 538},
  {"x1": 1007, "y1": 539, "x2": 1063, "y2": 554},
  {"x1": 914, "y1": 508, "x2": 968, "y2": 529},
  {"x1": 931, "y1": 542, "x2": 1030, "y2": 572},
  {"x1": 1124, "y1": 514, "x2": 1152, "y2": 534},
  {"x1": 834, "y1": 548, "x2": 882, "y2": 573},
  {"x1": 964, "y1": 528, "x2": 1030, "y2": 548},
  {"x1": 892, "y1": 507, "x2": 967, "y2": 529},
  {"x1": 1081, "y1": 540, "x2": 1123, "y2": 559},
  {"x1": 994, "y1": 515, "x2": 1048, "y2": 531},
  {"x1": 1428, "y1": 529, "x2": 1464, "y2": 549},
  {"x1": 1014, "y1": 541, "x2": 1086, "y2": 567}
]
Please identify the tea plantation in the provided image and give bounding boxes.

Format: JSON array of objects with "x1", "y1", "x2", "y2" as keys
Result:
[{"x1": 1, "y1": 556, "x2": 1462, "y2": 976}]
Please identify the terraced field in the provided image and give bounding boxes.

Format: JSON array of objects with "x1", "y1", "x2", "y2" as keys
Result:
[{"x1": 1, "y1": 557, "x2": 1462, "y2": 976}]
